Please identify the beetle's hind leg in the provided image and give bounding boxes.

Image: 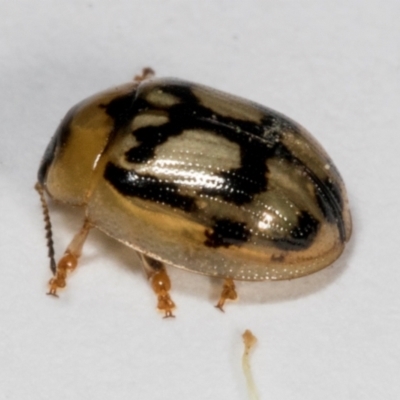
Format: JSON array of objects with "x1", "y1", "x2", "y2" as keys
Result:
[
  {"x1": 215, "y1": 278, "x2": 238, "y2": 312},
  {"x1": 138, "y1": 253, "x2": 175, "y2": 318},
  {"x1": 48, "y1": 220, "x2": 91, "y2": 296}
]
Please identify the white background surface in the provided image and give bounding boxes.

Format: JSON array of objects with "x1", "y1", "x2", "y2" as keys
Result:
[{"x1": 1, "y1": 1, "x2": 399, "y2": 399}]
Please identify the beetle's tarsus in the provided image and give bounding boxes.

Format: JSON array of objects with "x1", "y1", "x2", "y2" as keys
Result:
[
  {"x1": 45, "y1": 221, "x2": 91, "y2": 297},
  {"x1": 46, "y1": 255, "x2": 71, "y2": 295},
  {"x1": 151, "y1": 267, "x2": 176, "y2": 319},
  {"x1": 139, "y1": 254, "x2": 176, "y2": 318},
  {"x1": 157, "y1": 294, "x2": 176, "y2": 318},
  {"x1": 215, "y1": 278, "x2": 237, "y2": 311}
]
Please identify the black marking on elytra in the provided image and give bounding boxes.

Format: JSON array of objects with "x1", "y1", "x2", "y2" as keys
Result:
[
  {"x1": 315, "y1": 178, "x2": 346, "y2": 242},
  {"x1": 271, "y1": 139, "x2": 345, "y2": 242},
  {"x1": 272, "y1": 211, "x2": 320, "y2": 251},
  {"x1": 262, "y1": 115, "x2": 276, "y2": 130},
  {"x1": 101, "y1": 88, "x2": 141, "y2": 131},
  {"x1": 101, "y1": 80, "x2": 345, "y2": 239},
  {"x1": 204, "y1": 218, "x2": 251, "y2": 248},
  {"x1": 275, "y1": 139, "x2": 346, "y2": 243},
  {"x1": 38, "y1": 105, "x2": 77, "y2": 184},
  {"x1": 124, "y1": 82, "x2": 286, "y2": 205},
  {"x1": 104, "y1": 162, "x2": 197, "y2": 213},
  {"x1": 126, "y1": 123, "x2": 184, "y2": 163}
]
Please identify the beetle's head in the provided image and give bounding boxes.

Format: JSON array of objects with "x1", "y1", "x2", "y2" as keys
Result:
[{"x1": 37, "y1": 82, "x2": 137, "y2": 205}]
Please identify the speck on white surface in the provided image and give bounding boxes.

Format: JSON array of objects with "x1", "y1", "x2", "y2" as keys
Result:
[{"x1": 1, "y1": 1, "x2": 399, "y2": 399}]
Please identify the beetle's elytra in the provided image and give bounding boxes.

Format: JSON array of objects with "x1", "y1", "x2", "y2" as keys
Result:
[{"x1": 36, "y1": 68, "x2": 351, "y2": 317}]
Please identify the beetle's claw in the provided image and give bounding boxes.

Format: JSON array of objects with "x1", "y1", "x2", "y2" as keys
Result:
[
  {"x1": 46, "y1": 290, "x2": 59, "y2": 298},
  {"x1": 163, "y1": 310, "x2": 176, "y2": 319}
]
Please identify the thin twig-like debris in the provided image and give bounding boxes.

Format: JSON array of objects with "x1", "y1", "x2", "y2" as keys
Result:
[{"x1": 242, "y1": 329, "x2": 259, "y2": 400}]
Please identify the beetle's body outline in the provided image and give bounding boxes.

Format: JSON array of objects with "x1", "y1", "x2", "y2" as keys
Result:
[{"x1": 37, "y1": 69, "x2": 351, "y2": 316}]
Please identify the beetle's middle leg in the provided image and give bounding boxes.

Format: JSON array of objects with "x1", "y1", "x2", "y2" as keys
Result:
[
  {"x1": 138, "y1": 253, "x2": 176, "y2": 318},
  {"x1": 47, "y1": 219, "x2": 91, "y2": 296}
]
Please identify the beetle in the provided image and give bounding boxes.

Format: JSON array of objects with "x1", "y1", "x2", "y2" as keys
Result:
[{"x1": 36, "y1": 68, "x2": 352, "y2": 317}]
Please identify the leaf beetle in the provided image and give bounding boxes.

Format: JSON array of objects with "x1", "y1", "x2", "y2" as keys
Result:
[{"x1": 36, "y1": 68, "x2": 352, "y2": 317}]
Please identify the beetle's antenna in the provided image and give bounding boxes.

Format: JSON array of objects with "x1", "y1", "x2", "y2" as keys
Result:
[{"x1": 35, "y1": 182, "x2": 56, "y2": 275}]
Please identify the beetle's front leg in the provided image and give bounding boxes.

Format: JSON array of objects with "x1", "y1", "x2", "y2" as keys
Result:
[
  {"x1": 138, "y1": 253, "x2": 176, "y2": 318},
  {"x1": 48, "y1": 220, "x2": 91, "y2": 296}
]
